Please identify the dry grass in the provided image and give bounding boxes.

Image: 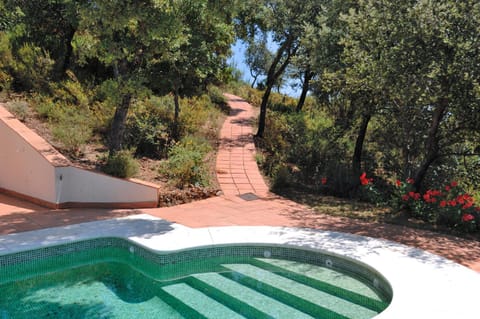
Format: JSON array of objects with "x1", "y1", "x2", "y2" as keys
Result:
[
  {"x1": 275, "y1": 186, "x2": 480, "y2": 241},
  {"x1": 275, "y1": 187, "x2": 390, "y2": 221}
]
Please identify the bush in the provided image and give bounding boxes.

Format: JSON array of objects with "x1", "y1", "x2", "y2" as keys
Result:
[
  {"x1": 207, "y1": 84, "x2": 228, "y2": 112},
  {"x1": 102, "y1": 150, "x2": 139, "y2": 178},
  {"x1": 125, "y1": 96, "x2": 175, "y2": 158},
  {"x1": 51, "y1": 111, "x2": 92, "y2": 156},
  {"x1": 0, "y1": 32, "x2": 13, "y2": 92},
  {"x1": 5, "y1": 100, "x2": 29, "y2": 121},
  {"x1": 11, "y1": 43, "x2": 54, "y2": 91},
  {"x1": 178, "y1": 94, "x2": 222, "y2": 141},
  {"x1": 271, "y1": 164, "x2": 292, "y2": 190},
  {"x1": 160, "y1": 135, "x2": 212, "y2": 188},
  {"x1": 52, "y1": 77, "x2": 91, "y2": 110}
]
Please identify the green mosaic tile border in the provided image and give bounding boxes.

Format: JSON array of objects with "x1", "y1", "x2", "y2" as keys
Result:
[{"x1": 0, "y1": 237, "x2": 393, "y2": 301}]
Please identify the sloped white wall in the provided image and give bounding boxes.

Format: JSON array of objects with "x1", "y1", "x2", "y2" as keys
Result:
[
  {"x1": 0, "y1": 118, "x2": 57, "y2": 203},
  {"x1": 56, "y1": 167, "x2": 158, "y2": 205},
  {"x1": 0, "y1": 105, "x2": 158, "y2": 208}
]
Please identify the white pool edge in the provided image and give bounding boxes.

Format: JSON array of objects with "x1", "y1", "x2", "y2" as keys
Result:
[{"x1": 0, "y1": 214, "x2": 478, "y2": 318}]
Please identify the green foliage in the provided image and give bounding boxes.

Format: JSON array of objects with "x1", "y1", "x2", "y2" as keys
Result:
[
  {"x1": 33, "y1": 95, "x2": 61, "y2": 120},
  {"x1": 258, "y1": 103, "x2": 358, "y2": 194},
  {"x1": 160, "y1": 135, "x2": 213, "y2": 188},
  {"x1": 225, "y1": 83, "x2": 263, "y2": 107},
  {"x1": 207, "y1": 85, "x2": 228, "y2": 111},
  {"x1": 179, "y1": 94, "x2": 223, "y2": 140},
  {"x1": 5, "y1": 99, "x2": 28, "y2": 121},
  {"x1": 102, "y1": 150, "x2": 139, "y2": 179},
  {"x1": 271, "y1": 165, "x2": 292, "y2": 190},
  {"x1": 11, "y1": 43, "x2": 54, "y2": 91},
  {"x1": 339, "y1": 0, "x2": 480, "y2": 188},
  {"x1": 245, "y1": 36, "x2": 273, "y2": 88},
  {"x1": 125, "y1": 96, "x2": 175, "y2": 158},
  {"x1": 31, "y1": 81, "x2": 94, "y2": 156},
  {"x1": 386, "y1": 179, "x2": 479, "y2": 233},
  {"x1": 0, "y1": 32, "x2": 13, "y2": 91},
  {"x1": 51, "y1": 110, "x2": 92, "y2": 156}
]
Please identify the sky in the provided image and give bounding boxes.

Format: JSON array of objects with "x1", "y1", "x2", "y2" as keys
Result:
[{"x1": 227, "y1": 39, "x2": 301, "y2": 98}]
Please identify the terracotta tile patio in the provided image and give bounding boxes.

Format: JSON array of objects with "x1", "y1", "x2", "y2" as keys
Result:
[{"x1": 1, "y1": 94, "x2": 479, "y2": 273}]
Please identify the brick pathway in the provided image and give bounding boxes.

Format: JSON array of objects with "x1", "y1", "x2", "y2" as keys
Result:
[
  {"x1": 215, "y1": 94, "x2": 269, "y2": 197},
  {"x1": 0, "y1": 94, "x2": 479, "y2": 272}
]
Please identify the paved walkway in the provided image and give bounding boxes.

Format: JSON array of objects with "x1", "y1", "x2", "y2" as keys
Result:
[{"x1": 0, "y1": 94, "x2": 479, "y2": 272}]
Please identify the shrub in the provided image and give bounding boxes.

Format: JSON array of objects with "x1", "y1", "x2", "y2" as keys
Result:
[
  {"x1": 11, "y1": 43, "x2": 54, "y2": 91},
  {"x1": 160, "y1": 135, "x2": 212, "y2": 188},
  {"x1": 271, "y1": 164, "x2": 292, "y2": 190},
  {"x1": 5, "y1": 100, "x2": 29, "y2": 121},
  {"x1": 207, "y1": 84, "x2": 228, "y2": 112},
  {"x1": 53, "y1": 77, "x2": 91, "y2": 109},
  {"x1": 33, "y1": 95, "x2": 60, "y2": 120},
  {"x1": 125, "y1": 96, "x2": 175, "y2": 158},
  {"x1": 102, "y1": 150, "x2": 139, "y2": 178},
  {"x1": 178, "y1": 94, "x2": 222, "y2": 141},
  {"x1": 0, "y1": 32, "x2": 13, "y2": 92},
  {"x1": 370, "y1": 178, "x2": 480, "y2": 233},
  {"x1": 51, "y1": 111, "x2": 92, "y2": 156}
]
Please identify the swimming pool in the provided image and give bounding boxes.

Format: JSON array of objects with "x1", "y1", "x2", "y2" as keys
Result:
[
  {"x1": 0, "y1": 215, "x2": 478, "y2": 318},
  {"x1": 0, "y1": 238, "x2": 391, "y2": 318}
]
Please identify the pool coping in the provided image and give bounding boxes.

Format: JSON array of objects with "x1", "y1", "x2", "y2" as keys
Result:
[{"x1": 0, "y1": 214, "x2": 478, "y2": 318}]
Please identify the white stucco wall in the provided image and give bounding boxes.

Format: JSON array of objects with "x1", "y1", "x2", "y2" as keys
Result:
[
  {"x1": 0, "y1": 120, "x2": 57, "y2": 203},
  {"x1": 0, "y1": 105, "x2": 159, "y2": 208},
  {"x1": 56, "y1": 167, "x2": 158, "y2": 204}
]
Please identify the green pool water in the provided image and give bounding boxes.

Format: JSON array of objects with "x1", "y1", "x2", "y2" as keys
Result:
[{"x1": 0, "y1": 243, "x2": 390, "y2": 319}]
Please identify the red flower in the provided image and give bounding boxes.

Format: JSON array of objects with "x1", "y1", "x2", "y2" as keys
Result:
[
  {"x1": 429, "y1": 190, "x2": 442, "y2": 197},
  {"x1": 462, "y1": 214, "x2": 475, "y2": 222},
  {"x1": 360, "y1": 172, "x2": 372, "y2": 185},
  {"x1": 445, "y1": 185, "x2": 451, "y2": 192},
  {"x1": 321, "y1": 177, "x2": 327, "y2": 185},
  {"x1": 439, "y1": 201, "x2": 447, "y2": 208},
  {"x1": 395, "y1": 180, "x2": 402, "y2": 187},
  {"x1": 412, "y1": 192, "x2": 421, "y2": 200},
  {"x1": 451, "y1": 181, "x2": 458, "y2": 187},
  {"x1": 448, "y1": 200, "x2": 457, "y2": 207},
  {"x1": 423, "y1": 193, "x2": 431, "y2": 202},
  {"x1": 463, "y1": 202, "x2": 473, "y2": 210},
  {"x1": 456, "y1": 194, "x2": 474, "y2": 206},
  {"x1": 402, "y1": 194, "x2": 410, "y2": 201},
  {"x1": 407, "y1": 178, "x2": 415, "y2": 184}
]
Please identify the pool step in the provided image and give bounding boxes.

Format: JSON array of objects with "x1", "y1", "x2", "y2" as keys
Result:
[
  {"x1": 250, "y1": 258, "x2": 388, "y2": 312},
  {"x1": 222, "y1": 263, "x2": 379, "y2": 319},
  {"x1": 161, "y1": 282, "x2": 247, "y2": 319},
  {"x1": 189, "y1": 272, "x2": 315, "y2": 319}
]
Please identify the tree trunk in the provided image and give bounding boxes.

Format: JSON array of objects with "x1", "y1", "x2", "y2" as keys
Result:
[
  {"x1": 352, "y1": 112, "x2": 371, "y2": 178},
  {"x1": 256, "y1": 86, "x2": 272, "y2": 138},
  {"x1": 296, "y1": 69, "x2": 314, "y2": 112},
  {"x1": 109, "y1": 93, "x2": 132, "y2": 154},
  {"x1": 251, "y1": 74, "x2": 258, "y2": 88},
  {"x1": 413, "y1": 98, "x2": 448, "y2": 190},
  {"x1": 256, "y1": 35, "x2": 297, "y2": 138},
  {"x1": 61, "y1": 25, "x2": 76, "y2": 74},
  {"x1": 173, "y1": 88, "x2": 181, "y2": 139}
]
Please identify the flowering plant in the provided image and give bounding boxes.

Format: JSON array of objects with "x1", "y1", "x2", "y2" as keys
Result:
[
  {"x1": 393, "y1": 179, "x2": 478, "y2": 232},
  {"x1": 358, "y1": 172, "x2": 384, "y2": 205}
]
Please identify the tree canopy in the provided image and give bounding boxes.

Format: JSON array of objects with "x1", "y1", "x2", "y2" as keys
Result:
[{"x1": 1, "y1": 0, "x2": 479, "y2": 200}]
